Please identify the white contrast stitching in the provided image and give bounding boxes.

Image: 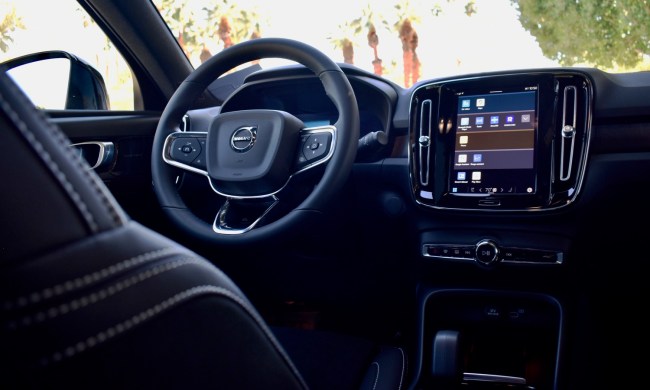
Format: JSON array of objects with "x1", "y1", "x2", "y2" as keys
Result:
[
  {"x1": 371, "y1": 362, "x2": 380, "y2": 390},
  {"x1": 3, "y1": 247, "x2": 177, "y2": 310},
  {"x1": 37, "y1": 281, "x2": 309, "y2": 388},
  {"x1": 0, "y1": 87, "x2": 98, "y2": 232},
  {"x1": 1, "y1": 76, "x2": 126, "y2": 227},
  {"x1": 9, "y1": 257, "x2": 202, "y2": 329},
  {"x1": 41, "y1": 285, "x2": 236, "y2": 365},
  {"x1": 373, "y1": 348, "x2": 405, "y2": 390},
  {"x1": 397, "y1": 347, "x2": 405, "y2": 390}
]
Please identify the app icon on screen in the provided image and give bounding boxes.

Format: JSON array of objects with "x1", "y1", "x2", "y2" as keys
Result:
[
  {"x1": 476, "y1": 98, "x2": 485, "y2": 107},
  {"x1": 506, "y1": 115, "x2": 514, "y2": 123},
  {"x1": 521, "y1": 114, "x2": 531, "y2": 123},
  {"x1": 461, "y1": 99, "x2": 470, "y2": 108},
  {"x1": 473, "y1": 154, "x2": 482, "y2": 163},
  {"x1": 459, "y1": 135, "x2": 468, "y2": 145},
  {"x1": 476, "y1": 117, "x2": 484, "y2": 125},
  {"x1": 457, "y1": 172, "x2": 466, "y2": 180},
  {"x1": 458, "y1": 154, "x2": 467, "y2": 163},
  {"x1": 460, "y1": 117, "x2": 470, "y2": 126},
  {"x1": 472, "y1": 171, "x2": 482, "y2": 180},
  {"x1": 490, "y1": 116, "x2": 499, "y2": 125}
]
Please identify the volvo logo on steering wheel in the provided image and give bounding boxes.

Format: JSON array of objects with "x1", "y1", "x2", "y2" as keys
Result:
[{"x1": 230, "y1": 126, "x2": 257, "y2": 153}]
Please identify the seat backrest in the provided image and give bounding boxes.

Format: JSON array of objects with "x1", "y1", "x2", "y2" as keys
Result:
[{"x1": 0, "y1": 68, "x2": 307, "y2": 389}]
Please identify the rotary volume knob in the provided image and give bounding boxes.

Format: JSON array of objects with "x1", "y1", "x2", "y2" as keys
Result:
[{"x1": 475, "y1": 239, "x2": 499, "y2": 266}]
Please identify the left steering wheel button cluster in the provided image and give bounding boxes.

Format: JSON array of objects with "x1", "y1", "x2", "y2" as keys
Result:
[{"x1": 190, "y1": 138, "x2": 207, "y2": 169}]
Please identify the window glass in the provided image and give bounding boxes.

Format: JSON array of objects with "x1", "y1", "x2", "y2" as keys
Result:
[
  {"x1": 152, "y1": 0, "x2": 649, "y2": 89},
  {"x1": 0, "y1": 1, "x2": 135, "y2": 110}
]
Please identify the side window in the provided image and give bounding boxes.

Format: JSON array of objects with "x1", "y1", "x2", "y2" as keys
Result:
[{"x1": 0, "y1": 1, "x2": 135, "y2": 110}]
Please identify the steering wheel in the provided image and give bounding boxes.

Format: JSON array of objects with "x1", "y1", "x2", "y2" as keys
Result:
[{"x1": 151, "y1": 38, "x2": 360, "y2": 246}]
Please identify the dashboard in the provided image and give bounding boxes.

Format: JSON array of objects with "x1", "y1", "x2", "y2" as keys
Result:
[
  {"x1": 38, "y1": 48, "x2": 646, "y2": 389},
  {"x1": 174, "y1": 63, "x2": 650, "y2": 389}
]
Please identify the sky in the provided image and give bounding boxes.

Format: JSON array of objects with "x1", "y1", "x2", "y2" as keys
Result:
[
  {"x1": 235, "y1": 0, "x2": 559, "y2": 78},
  {"x1": 157, "y1": 0, "x2": 558, "y2": 79}
]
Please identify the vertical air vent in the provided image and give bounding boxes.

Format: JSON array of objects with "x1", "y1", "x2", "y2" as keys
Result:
[
  {"x1": 559, "y1": 86, "x2": 577, "y2": 181},
  {"x1": 419, "y1": 99, "x2": 433, "y2": 186}
]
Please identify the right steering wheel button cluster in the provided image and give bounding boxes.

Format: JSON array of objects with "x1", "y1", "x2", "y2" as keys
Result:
[
  {"x1": 303, "y1": 133, "x2": 331, "y2": 161},
  {"x1": 295, "y1": 132, "x2": 332, "y2": 170}
]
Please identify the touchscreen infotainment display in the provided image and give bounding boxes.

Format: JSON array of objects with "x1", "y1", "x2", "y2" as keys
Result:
[{"x1": 450, "y1": 89, "x2": 537, "y2": 195}]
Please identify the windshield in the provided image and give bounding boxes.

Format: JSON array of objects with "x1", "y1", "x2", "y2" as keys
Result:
[{"x1": 152, "y1": 0, "x2": 650, "y2": 88}]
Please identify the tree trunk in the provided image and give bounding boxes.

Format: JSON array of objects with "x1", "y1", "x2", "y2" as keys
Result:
[
  {"x1": 367, "y1": 25, "x2": 382, "y2": 75},
  {"x1": 342, "y1": 38, "x2": 354, "y2": 64},
  {"x1": 177, "y1": 32, "x2": 190, "y2": 58},
  {"x1": 372, "y1": 58, "x2": 383, "y2": 76},
  {"x1": 218, "y1": 17, "x2": 233, "y2": 48},
  {"x1": 411, "y1": 30, "x2": 420, "y2": 86},
  {"x1": 200, "y1": 44, "x2": 212, "y2": 63},
  {"x1": 399, "y1": 20, "x2": 414, "y2": 87}
]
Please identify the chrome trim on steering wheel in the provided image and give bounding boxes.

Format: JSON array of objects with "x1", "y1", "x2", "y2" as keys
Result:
[
  {"x1": 162, "y1": 131, "x2": 209, "y2": 176},
  {"x1": 213, "y1": 196, "x2": 279, "y2": 235}
]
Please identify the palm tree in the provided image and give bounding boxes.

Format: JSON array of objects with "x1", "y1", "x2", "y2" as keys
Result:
[
  {"x1": 217, "y1": 16, "x2": 233, "y2": 48},
  {"x1": 330, "y1": 19, "x2": 363, "y2": 65},
  {"x1": 0, "y1": 5, "x2": 24, "y2": 53},
  {"x1": 360, "y1": 4, "x2": 386, "y2": 76},
  {"x1": 366, "y1": 23, "x2": 382, "y2": 75},
  {"x1": 396, "y1": 17, "x2": 418, "y2": 88},
  {"x1": 392, "y1": 0, "x2": 476, "y2": 87},
  {"x1": 203, "y1": 2, "x2": 262, "y2": 59},
  {"x1": 154, "y1": 0, "x2": 201, "y2": 59},
  {"x1": 392, "y1": 1, "x2": 422, "y2": 88}
]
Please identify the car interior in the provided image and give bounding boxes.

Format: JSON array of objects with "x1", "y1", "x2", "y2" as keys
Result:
[{"x1": 1, "y1": 0, "x2": 648, "y2": 389}]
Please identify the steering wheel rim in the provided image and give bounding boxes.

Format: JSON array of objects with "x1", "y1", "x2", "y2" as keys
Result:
[{"x1": 151, "y1": 38, "x2": 360, "y2": 246}]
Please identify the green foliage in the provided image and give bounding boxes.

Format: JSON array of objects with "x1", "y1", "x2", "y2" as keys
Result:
[
  {"x1": 153, "y1": 0, "x2": 263, "y2": 61},
  {"x1": 514, "y1": 0, "x2": 650, "y2": 69},
  {"x1": 0, "y1": 6, "x2": 25, "y2": 53},
  {"x1": 464, "y1": 1, "x2": 477, "y2": 16}
]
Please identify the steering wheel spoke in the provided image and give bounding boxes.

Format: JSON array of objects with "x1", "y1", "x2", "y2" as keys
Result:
[{"x1": 162, "y1": 131, "x2": 208, "y2": 175}]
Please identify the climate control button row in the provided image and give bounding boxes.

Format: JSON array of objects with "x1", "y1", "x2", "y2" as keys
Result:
[{"x1": 422, "y1": 240, "x2": 563, "y2": 266}]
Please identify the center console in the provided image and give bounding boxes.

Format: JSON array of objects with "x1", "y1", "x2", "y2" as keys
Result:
[
  {"x1": 406, "y1": 71, "x2": 592, "y2": 390},
  {"x1": 412, "y1": 289, "x2": 562, "y2": 390}
]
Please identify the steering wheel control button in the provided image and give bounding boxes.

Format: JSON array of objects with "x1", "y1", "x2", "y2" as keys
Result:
[
  {"x1": 475, "y1": 240, "x2": 499, "y2": 266},
  {"x1": 171, "y1": 138, "x2": 201, "y2": 164},
  {"x1": 303, "y1": 133, "x2": 331, "y2": 161},
  {"x1": 293, "y1": 135, "x2": 311, "y2": 169},
  {"x1": 190, "y1": 138, "x2": 207, "y2": 170}
]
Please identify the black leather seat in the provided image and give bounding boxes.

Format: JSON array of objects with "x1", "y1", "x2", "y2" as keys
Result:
[{"x1": 0, "y1": 69, "x2": 405, "y2": 389}]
